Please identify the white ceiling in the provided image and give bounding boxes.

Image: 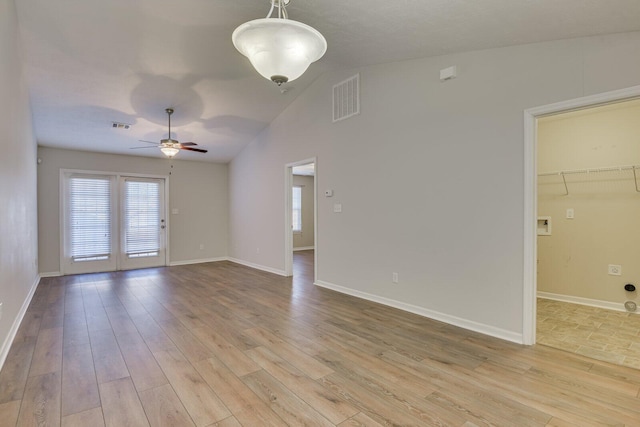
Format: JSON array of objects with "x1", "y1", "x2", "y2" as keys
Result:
[{"x1": 16, "y1": 0, "x2": 640, "y2": 163}]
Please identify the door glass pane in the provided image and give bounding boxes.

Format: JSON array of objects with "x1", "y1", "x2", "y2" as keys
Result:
[
  {"x1": 69, "y1": 175, "x2": 112, "y2": 261},
  {"x1": 124, "y1": 179, "x2": 160, "y2": 258}
]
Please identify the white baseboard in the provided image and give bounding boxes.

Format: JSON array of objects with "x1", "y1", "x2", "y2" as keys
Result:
[
  {"x1": 293, "y1": 246, "x2": 314, "y2": 252},
  {"x1": 538, "y1": 291, "x2": 633, "y2": 313},
  {"x1": 315, "y1": 280, "x2": 524, "y2": 344},
  {"x1": 39, "y1": 271, "x2": 62, "y2": 278},
  {"x1": 227, "y1": 258, "x2": 287, "y2": 277},
  {"x1": 0, "y1": 275, "x2": 40, "y2": 372},
  {"x1": 169, "y1": 257, "x2": 228, "y2": 267}
]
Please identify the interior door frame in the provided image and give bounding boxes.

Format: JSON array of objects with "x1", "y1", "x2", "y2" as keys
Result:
[
  {"x1": 522, "y1": 85, "x2": 640, "y2": 345},
  {"x1": 60, "y1": 168, "x2": 170, "y2": 274},
  {"x1": 284, "y1": 157, "x2": 317, "y2": 280}
]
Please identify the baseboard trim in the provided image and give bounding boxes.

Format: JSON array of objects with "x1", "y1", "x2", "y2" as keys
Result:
[
  {"x1": 293, "y1": 246, "x2": 314, "y2": 252},
  {"x1": 0, "y1": 275, "x2": 40, "y2": 372},
  {"x1": 169, "y1": 257, "x2": 228, "y2": 267},
  {"x1": 39, "y1": 271, "x2": 62, "y2": 278},
  {"x1": 315, "y1": 280, "x2": 524, "y2": 344},
  {"x1": 228, "y1": 258, "x2": 287, "y2": 277},
  {"x1": 538, "y1": 291, "x2": 633, "y2": 313}
]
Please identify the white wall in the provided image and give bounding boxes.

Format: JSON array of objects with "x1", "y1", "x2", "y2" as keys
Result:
[
  {"x1": 229, "y1": 32, "x2": 640, "y2": 343},
  {"x1": 537, "y1": 101, "x2": 640, "y2": 306},
  {"x1": 293, "y1": 175, "x2": 315, "y2": 249},
  {"x1": 37, "y1": 147, "x2": 228, "y2": 273},
  {"x1": 0, "y1": 0, "x2": 39, "y2": 366}
]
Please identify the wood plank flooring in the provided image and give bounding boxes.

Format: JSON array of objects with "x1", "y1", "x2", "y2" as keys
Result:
[{"x1": 1, "y1": 250, "x2": 640, "y2": 426}]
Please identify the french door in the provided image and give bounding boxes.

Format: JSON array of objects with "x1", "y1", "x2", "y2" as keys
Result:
[{"x1": 62, "y1": 171, "x2": 167, "y2": 274}]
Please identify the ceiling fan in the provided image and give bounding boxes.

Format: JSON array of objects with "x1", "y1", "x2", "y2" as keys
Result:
[{"x1": 131, "y1": 108, "x2": 208, "y2": 158}]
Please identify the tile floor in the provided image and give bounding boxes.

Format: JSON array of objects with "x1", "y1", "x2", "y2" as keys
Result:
[{"x1": 537, "y1": 298, "x2": 640, "y2": 369}]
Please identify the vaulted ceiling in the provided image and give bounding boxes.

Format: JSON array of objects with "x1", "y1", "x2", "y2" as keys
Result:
[{"x1": 16, "y1": 0, "x2": 640, "y2": 162}]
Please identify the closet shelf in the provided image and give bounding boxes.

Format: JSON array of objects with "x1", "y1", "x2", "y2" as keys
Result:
[{"x1": 538, "y1": 164, "x2": 640, "y2": 195}]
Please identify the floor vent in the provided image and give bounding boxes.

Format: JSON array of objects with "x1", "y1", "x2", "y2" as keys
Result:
[{"x1": 333, "y1": 74, "x2": 360, "y2": 122}]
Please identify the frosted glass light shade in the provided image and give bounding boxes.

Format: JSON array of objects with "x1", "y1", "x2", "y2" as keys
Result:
[
  {"x1": 160, "y1": 146, "x2": 179, "y2": 158},
  {"x1": 232, "y1": 18, "x2": 327, "y2": 85}
]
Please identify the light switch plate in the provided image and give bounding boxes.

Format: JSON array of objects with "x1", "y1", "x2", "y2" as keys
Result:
[{"x1": 566, "y1": 208, "x2": 574, "y2": 219}]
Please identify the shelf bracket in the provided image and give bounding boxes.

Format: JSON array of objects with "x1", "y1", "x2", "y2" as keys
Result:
[
  {"x1": 561, "y1": 172, "x2": 569, "y2": 196},
  {"x1": 634, "y1": 166, "x2": 640, "y2": 193}
]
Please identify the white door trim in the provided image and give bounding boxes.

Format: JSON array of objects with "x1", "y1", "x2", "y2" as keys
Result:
[
  {"x1": 522, "y1": 85, "x2": 640, "y2": 345},
  {"x1": 284, "y1": 157, "x2": 317, "y2": 279}
]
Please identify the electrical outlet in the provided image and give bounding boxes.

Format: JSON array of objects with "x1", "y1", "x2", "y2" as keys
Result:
[
  {"x1": 199, "y1": 243, "x2": 204, "y2": 250},
  {"x1": 392, "y1": 272, "x2": 399, "y2": 283},
  {"x1": 608, "y1": 264, "x2": 622, "y2": 276}
]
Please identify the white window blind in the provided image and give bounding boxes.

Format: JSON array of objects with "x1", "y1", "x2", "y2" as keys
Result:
[
  {"x1": 124, "y1": 179, "x2": 160, "y2": 258},
  {"x1": 69, "y1": 175, "x2": 112, "y2": 261},
  {"x1": 292, "y1": 186, "x2": 302, "y2": 232}
]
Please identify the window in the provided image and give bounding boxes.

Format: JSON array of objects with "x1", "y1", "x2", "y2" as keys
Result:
[
  {"x1": 292, "y1": 186, "x2": 302, "y2": 232},
  {"x1": 124, "y1": 179, "x2": 161, "y2": 258},
  {"x1": 68, "y1": 175, "x2": 112, "y2": 262}
]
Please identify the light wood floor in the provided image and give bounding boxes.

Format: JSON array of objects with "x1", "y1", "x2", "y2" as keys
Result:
[
  {"x1": 2, "y1": 251, "x2": 640, "y2": 426},
  {"x1": 537, "y1": 298, "x2": 640, "y2": 369}
]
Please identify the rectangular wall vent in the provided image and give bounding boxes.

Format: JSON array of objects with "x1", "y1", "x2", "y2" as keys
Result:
[
  {"x1": 333, "y1": 74, "x2": 360, "y2": 122},
  {"x1": 112, "y1": 122, "x2": 131, "y2": 130}
]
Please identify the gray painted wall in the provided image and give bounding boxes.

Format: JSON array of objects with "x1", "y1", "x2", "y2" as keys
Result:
[
  {"x1": 0, "y1": 0, "x2": 39, "y2": 365},
  {"x1": 228, "y1": 32, "x2": 640, "y2": 342},
  {"x1": 37, "y1": 147, "x2": 228, "y2": 273}
]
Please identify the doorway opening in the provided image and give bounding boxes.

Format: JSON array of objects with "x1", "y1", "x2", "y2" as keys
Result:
[
  {"x1": 523, "y1": 85, "x2": 640, "y2": 356},
  {"x1": 535, "y1": 98, "x2": 640, "y2": 367},
  {"x1": 284, "y1": 158, "x2": 317, "y2": 282}
]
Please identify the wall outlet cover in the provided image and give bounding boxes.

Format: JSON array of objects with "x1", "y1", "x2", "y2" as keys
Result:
[{"x1": 608, "y1": 264, "x2": 622, "y2": 276}]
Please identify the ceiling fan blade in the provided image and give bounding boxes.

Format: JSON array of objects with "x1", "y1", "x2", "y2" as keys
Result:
[
  {"x1": 130, "y1": 145, "x2": 159, "y2": 149},
  {"x1": 138, "y1": 140, "x2": 160, "y2": 144},
  {"x1": 181, "y1": 147, "x2": 208, "y2": 153},
  {"x1": 180, "y1": 142, "x2": 197, "y2": 147}
]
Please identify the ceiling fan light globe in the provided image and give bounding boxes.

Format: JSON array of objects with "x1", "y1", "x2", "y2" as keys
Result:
[
  {"x1": 232, "y1": 18, "x2": 326, "y2": 84},
  {"x1": 160, "y1": 147, "x2": 180, "y2": 158}
]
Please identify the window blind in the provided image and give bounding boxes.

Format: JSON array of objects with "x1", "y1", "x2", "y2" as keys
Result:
[
  {"x1": 69, "y1": 175, "x2": 112, "y2": 261},
  {"x1": 124, "y1": 179, "x2": 160, "y2": 258},
  {"x1": 292, "y1": 186, "x2": 302, "y2": 232}
]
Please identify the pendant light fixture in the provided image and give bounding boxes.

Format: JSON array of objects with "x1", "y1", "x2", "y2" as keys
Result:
[{"x1": 232, "y1": 0, "x2": 327, "y2": 86}]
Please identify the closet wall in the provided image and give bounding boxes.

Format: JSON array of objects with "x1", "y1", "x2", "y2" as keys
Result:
[{"x1": 537, "y1": 99, "x2": 640, "y2": 306}]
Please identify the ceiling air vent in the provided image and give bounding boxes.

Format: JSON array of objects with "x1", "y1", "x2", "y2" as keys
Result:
[
  {"x1": 333, "y1": 74, "x2": 360, "y2": 122},
  {"x1": 111, "y1": 122, "x2": 131, "y2": 130}
]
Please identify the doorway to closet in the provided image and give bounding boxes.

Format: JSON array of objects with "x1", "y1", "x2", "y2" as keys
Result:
[{"x1": 535, "y1": 98, "x2": 640, "y2": 369}]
